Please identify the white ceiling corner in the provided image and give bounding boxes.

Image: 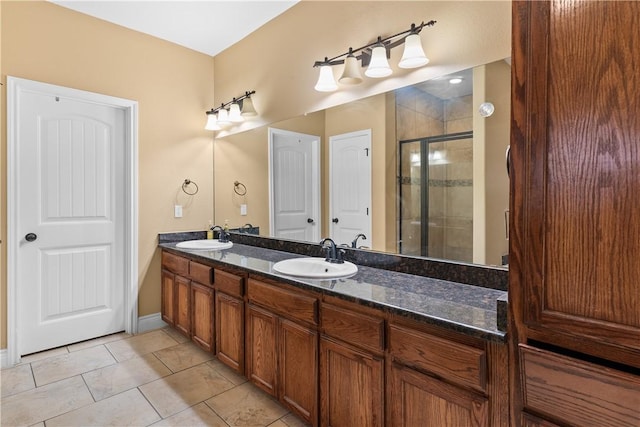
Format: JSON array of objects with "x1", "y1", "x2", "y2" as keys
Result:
[{"x1": 49, "y1": 0, "x2": 299, "y2": 57}]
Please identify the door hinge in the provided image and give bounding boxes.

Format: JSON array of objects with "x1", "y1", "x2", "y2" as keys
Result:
[
  {"x1": 365, "y1": 147, "x2": 370, "y2": 156},
  {"x1": 366, "y1": 207, "x2": 369, "y2": 215}
]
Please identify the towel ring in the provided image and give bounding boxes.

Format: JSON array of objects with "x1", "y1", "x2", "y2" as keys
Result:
[
  {"x1": 182, "y1": 179, "x2": 199, "y2": 195},
  {"x1": 234, "y1": 181, "x2": 247, "y2": 196}
]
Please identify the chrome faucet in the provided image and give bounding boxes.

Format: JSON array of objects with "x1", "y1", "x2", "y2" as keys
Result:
[
  {"x1": 320, "y1": 238, "x2": 344, "y2": 264},
  {"x1": 211, "y1": 225, "x2": 230, "y2": 243},
  {"x1": 351, "y1": 233, "x2": 367, "y2": 248}
]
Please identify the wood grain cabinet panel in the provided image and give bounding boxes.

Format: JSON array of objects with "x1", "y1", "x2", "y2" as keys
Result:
[
  {"x1": 246, "y1": 304, "x2": 278, "y2": 395},
  {"x1": 215, "y1": 291, "x2": 244, "y2": 373},
  {"x1": 520, "y1": 345, "x2": 640, "y2": 427},
  {"x1": 161, "y1": 251, "x2": 189, "y2": 276},
  {"x1": 279, "y1": 318, "x2": 318, "y2": 425},
  {"x1": 389, "y1": 324, "x2": 486, "y2": 392},
  {"x1": 389, "y1": 362, "x2": 488, "y2": 427},
  {"x1": 161, "y1": 270, "x2": 175, "y2": 326},
  {"x1": 320, "y1": 336, "x2": 384, "y2": 427},
  {"x1": 189, "y1": 261, "x2": 213, "y2": 286},
  {"x1": 321, "y1": 303, "x2": 384, "y2": 353},
  {"x1": 174, "y1": 275, "x2": 191, "y2": 337},
  {"x1": 247, "y1": 278, "x2": 318, "y2": 325},
  {"x1": 191, "y1": 282, "x2": 214, "y2": 352},
  {"x1": 215, "y1": 269, "x2": 244, "y2": 297}
]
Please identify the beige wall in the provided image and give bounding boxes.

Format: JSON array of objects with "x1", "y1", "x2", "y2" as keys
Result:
[
  {"x1": 1, "y1": 2, "x2": 215, "y2": 348},
  {"x1": 212, "y1": 1, "x2": 511, "y2": 138}
]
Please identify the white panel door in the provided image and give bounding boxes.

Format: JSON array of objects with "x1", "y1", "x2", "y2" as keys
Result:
[
  {"x1": 269, "y1": 128, "x2": 320, "y2": 242},
  {"x1": 329, "y1": 130, "x2": 371, "y2": 247},
  {"x1": 17, "y1": 87, "x2": 126, "y2": 355}
]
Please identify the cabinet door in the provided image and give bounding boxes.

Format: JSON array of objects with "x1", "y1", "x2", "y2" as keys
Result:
[
  {"x1": 389, "y1": 363, "x2": 488, "y2": 427},
  {"x1": 161, "y1": 270, "x2": 175, "y2": 326},
  {"x1": 174, "y1": 275, "x2": 191, "y2": 337},
  {"x1": 279, "y1": 318, "x2": 318, "y2": 426},
  {"x1": 511, "y1": 0, "x2": 640, "y2": 364},
  {"x1": 215, "y1": 291, "x2": 244, "y2": 373},
  {"x1": 246, "y1": 304, "x2": 277, "y2": 395},
  {"x1": 191, "y1": 282, "x2": 214, "y2": 352},
  {"x1": 320, "y1": 336, "x2": 384, "y2": 427}
]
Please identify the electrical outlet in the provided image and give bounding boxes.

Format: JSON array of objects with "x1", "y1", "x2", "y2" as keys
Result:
[
  {"x1": 240, "y1": 204, "x2": 247, "y2": 216},
  {"x1": 174, "y1": 205, "x2": 183, "y2": 218}
]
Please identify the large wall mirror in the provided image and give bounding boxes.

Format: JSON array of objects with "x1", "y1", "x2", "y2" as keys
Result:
[{"x1": 214, "y1": 57, "x2": 510, "y2": 269}]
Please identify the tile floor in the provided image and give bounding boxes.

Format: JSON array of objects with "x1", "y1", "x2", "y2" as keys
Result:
[{"x1": 1, "y1": 328, "x2": 309, "y2": 427}]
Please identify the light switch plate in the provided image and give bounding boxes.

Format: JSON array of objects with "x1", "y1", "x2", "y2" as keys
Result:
[
  {"x1": 174, "y1": 205, "x2": 183, "y2": 218},
  {"x1": 240, "y1": 204, "x2": 247, "y2": 216}
]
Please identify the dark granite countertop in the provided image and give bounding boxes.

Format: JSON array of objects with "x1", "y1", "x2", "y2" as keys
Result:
[{"x1": 159, "y1": 239, "x2": 507, "y2": 343}]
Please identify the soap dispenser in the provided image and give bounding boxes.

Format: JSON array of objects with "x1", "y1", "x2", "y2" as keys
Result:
[
  {"x1": 224, "y1": 219, "x2": 230, "y2": 232},
  {"x1": 207, "y1": 220, "x2": 213, "y2": 240}
]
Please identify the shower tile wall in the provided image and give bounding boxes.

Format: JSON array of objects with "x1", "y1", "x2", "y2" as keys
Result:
[{"x1": 397, "y1": 87, "x2": 473, "y2": 262}]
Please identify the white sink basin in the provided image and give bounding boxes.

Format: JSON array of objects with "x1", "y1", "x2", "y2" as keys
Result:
[
  {"x1": 273, "y1": 257, "x2": 358, "y2": 279},
  {"x1": 175, "y1": 239, "x2": 233, "y2": 250}
]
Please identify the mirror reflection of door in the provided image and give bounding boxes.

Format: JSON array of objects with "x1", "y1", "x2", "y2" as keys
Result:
[
  {"x1": 329, "y1": 129, "x2": 372, "y2": 247},
  {"x1": 399, "y1": 131, "x2": 473, "y2": 262},
  {"x1": 268, "y1": 128, "x2": 321, "y2": 242}
]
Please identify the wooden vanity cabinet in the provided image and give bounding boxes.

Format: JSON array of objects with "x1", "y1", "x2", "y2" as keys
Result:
[
  {"x1": 190, "y1": 282, "x2": 214, "y2": 352},
  {"x1": 510, "y1": 1, "x2": 640, "y2": 425},
  {"x1": 387, "y1": 321, "x2": 493, "y2": 427},
  {"x1": 246, "y1": 277, "x2": 319, "y2": 426},
  {"x1": 319, "y1": 299, "x2": 385, "y2": 427},
  {"x1": 214, "y1": 269, "x2": 245, "y2": 373}
]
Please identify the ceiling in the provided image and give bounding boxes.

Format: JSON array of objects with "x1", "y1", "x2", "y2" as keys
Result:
[{"x1": 50, "y1": 0, "x2": 299, "y2": 57}]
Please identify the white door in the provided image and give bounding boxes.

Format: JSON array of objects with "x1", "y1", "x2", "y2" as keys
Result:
[
  {"x1": 15, "y1": 81, "x2": 126, "y2": 355},
  {"x1": 269, "y1": 128, "x2": 321, "y2": 242},
  {"x1": 329, "y1": 130, "x2": 372, "y2": 247}
]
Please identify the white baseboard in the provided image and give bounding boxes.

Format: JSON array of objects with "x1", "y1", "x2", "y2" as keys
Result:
[
  {"x1": 137, "y1": 312, "x2": 168, "y2": 333},
  {"x1": 0, "y1": 349, "x2": 8, "y2": 369}
]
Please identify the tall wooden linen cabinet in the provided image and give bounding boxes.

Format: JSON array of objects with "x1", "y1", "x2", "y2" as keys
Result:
[{"x1": 509, "y1": 1, "x2": 640, "y2": 426}]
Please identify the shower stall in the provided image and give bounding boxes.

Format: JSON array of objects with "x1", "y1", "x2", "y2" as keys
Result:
[{"x1": 399, "y1": 131, "x2": 473, "y2": 262}]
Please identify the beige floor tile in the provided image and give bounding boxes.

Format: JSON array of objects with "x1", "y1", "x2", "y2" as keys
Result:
[
  {"x1": 154, "y1": 341, "x2": 214, "y2": 372},
  {"x1": 268, "y1": 421, "x2": 288, "y2": 427},
  {"x1": 151, "y1": 402, "x2": 227, "y2": 427},
  {"x1": 31, "y1": 345, "x2": 116, "y2": 386},
  {"x1": 83, "y1": 353, "x2": 172, "y2": 401},
  {"x1": 17, "y1": 346, "x2": 69, "y2": 365},
  {"x1": 28, "y1": 423, "x2": 45, "y2": 427},
  {"x1": 162, "y1": 326, "x2": 190, "y2": 344},
  {"x1": 280, "y1": 413, "x2": 311, "y2": 427},
  {"x1": 106, "y1": 329, "x2": 179, "y2": 362},
  {"x1": 0, "y1": 376, "x2": 93, "y2": 426},
  {"x1": 46, "y1": 387, "x2": 161, "y2": 427},
  {"x1": 67, "y1": 331, "x2": 131, "y2": 352},
  {"x1": 140, "y1": 363, "x2": 235, "y2": 418},
  {"x1": 1, "y1": 363, "x2": 35, "y2": 398},
  {"x1": 207, "y1": 359, "x2": 248, "y2": 386},
  {"x1": 205, "y1": 382, "x2": 288, "y2": 427}
]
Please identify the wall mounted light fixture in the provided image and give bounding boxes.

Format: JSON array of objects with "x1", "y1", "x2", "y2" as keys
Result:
[
  {"x1": 313, "y1": 20, "x2": 436, "y2": 92},
  {"x1": 205, "y1": 90, "x2": 256, "y2": 131}
]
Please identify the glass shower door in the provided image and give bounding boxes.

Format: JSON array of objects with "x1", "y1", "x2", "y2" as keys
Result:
[{"x1": 399, "y1": 132, "x2": 473, "y2": 262}]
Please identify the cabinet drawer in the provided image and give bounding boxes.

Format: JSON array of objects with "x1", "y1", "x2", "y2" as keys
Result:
[
  {"x1": 162, "y1": 251, "x2": 189, "y2": 276},
  {"x1": 321, "y1": 303, "x2": 384, "y2": 353},
  {"x1": 189, "y1": 261, "x2": 213, "y2": 285},
  {"x1": 389, "y1": 324, "x2": 486, "y2": 391},
  {"x1": 520, "y1": 345, "x2": 640, "y2": 427},
  {"x1": 247, "y1": 279, "x2": 317, "y2": 325},
  {"x1": 215, "y1": 269, "x2": 244, "y2": 297}
]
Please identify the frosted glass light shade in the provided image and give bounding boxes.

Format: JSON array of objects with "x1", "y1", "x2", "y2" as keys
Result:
[
  {"x1": 205, "y1": 113, "x2": 220, "y2": 131},
  {"x1": 217, "y1": 108, "x2": 230, "y2": 125},
  {"x1": 339, "y1": 54, "x2": 363, "y2": 85},
  {"x1": 228, "y1": 103, "x2": 244, "y2": 122},
  {"x1": 365, "y1": 45, "x2": 392, "y2": 78},
  {"x1": 314, "y1": 65, "x2": 338, "y2": 92},
  {"x1": 241, "y1": 97, "x2": 257, "y2": 116},
  {"x1": 399, "y1": 34, "x2": 429, "y2": 69}
]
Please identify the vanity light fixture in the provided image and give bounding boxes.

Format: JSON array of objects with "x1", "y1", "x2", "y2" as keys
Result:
[
  {"x1": 313, "y1": 20, "x2": 436, "y2": 92},
  {"x1": 205, "y1": 90, "x2": 256, "y2": 130}
]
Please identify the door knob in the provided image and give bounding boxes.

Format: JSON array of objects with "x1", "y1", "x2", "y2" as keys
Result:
[
  {"x1": 332, "y1": 218, "x2": 339, "y2": 224},
  {"x1": 307, "y1": 218, "x2": 314, "y2": 224},
  {"x1": 25, "y1": 233, "x2": 37, "y2": 242}
]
